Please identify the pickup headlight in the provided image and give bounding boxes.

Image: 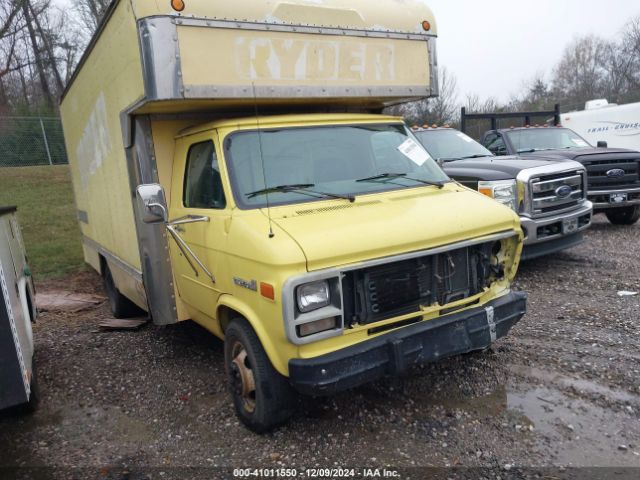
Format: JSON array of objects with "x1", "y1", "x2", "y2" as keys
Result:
[
  {"x1": 478, "y1": 180, "x2": 517, "y2": 211},
  {"x1": 296, "y1": 281, "x2": 330, "y2": 313}
]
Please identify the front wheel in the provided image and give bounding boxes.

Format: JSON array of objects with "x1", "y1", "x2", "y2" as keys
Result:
[
  {"x1": 605, "y1": 205, "x2": 640, "y2": 225},
  {"x1": 224, "y1": 318, "x2": 296, "y2": 433}
]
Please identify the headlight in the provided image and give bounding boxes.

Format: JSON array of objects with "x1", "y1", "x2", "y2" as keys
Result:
[
  {"x1": 478, "y1": 180, "x2": 517, "y2": 211},
  {"x1": 296, "y1": 281, "x2": 330, "y2": 313}
]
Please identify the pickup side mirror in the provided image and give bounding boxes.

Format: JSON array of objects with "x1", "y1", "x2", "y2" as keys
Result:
[
  {"x1": 597, "y1": 141, "x2": 608, "y2": 148},
  {"x1": 136, "y1": 184, "x2": 168, "y2": 224}
]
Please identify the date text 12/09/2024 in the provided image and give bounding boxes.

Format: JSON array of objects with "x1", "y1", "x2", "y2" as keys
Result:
[{"x1": 233, "y1": 468, "x2": 401, "y2": 478}]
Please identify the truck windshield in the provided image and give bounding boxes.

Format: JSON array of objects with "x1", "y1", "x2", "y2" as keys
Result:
[
  {"x1": 504, "y1": 128, "x2": 592, "y2": 153},
  {"x1": 224, "y1": 123, "x2": 450, "y2": 209},
  {"x1": 413, "y1": 129, "x2": 493, "y2": 161}
]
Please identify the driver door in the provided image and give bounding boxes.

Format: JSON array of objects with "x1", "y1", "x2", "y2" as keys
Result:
[{"x1": 168, "y1": 132, "x2": 229, "y2": 328}]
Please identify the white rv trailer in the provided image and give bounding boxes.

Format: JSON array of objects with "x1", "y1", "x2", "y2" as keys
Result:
[
  {"x1": 561, "y1": 99, "x2": 640, "y2": 150},
  {"x1": 0, "y1": 206, "x2": 38, "y2": 413}
]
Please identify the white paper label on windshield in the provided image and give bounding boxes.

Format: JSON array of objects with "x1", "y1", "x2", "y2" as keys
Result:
[
  {"x1": 572, "y1": 138, "x2": 589, "y2": 147},
  {"x1": 397, "y1": 138, "x2": 431, "y2": 166},
  {"x1": 456, "y1": 132, "x2": 474, "y2": 143}
]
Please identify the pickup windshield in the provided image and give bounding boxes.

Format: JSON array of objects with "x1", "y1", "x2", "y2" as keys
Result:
[
  {"x1": 504, "y1": 128, "x2": 592, "y2": 153},
  {"x1": 413, "y1": 129, "x2": 493, "y2": 161},
  {"x1": 224, "y1": 123, "x2": 450, "y2": 209}
]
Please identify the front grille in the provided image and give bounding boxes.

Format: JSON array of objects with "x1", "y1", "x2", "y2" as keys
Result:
[
  {"x1": 341, "y1": 241, "x2": 499, "y2": 326},
  {"x1": 581, "y1": 157, "x2": 640, "y2": 190},
  {"x1": 529, "y1": 169, "x2": 584, "y2": 216}
]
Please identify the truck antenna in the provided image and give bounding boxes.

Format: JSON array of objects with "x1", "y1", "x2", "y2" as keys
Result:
[{"x1": 252, "y1": 82, "x2": 275, "y2": 238}]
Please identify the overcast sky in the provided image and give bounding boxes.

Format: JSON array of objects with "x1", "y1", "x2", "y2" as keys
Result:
[{"x1": 429, "y1": 0, "x2": 636, "y2": 102}]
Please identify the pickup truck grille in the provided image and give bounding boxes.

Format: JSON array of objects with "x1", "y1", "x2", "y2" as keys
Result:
[
  {"x1": 581, "y1": 157, "x2": 640, "y2": 190},
  {"x1": 341, "y1": 241, "x2": 498, "y2": 326},
  {"x1": 529, "y1": 169, "x2": 585, "y2": 217}
]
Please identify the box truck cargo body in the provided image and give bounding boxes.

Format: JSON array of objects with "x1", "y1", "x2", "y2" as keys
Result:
[
  {"x1": 0, "y1": 207, "x2": 38, "y2": 413},
  {"x1": 60, "y1": 0, "x2": 526, "y2": 431}
]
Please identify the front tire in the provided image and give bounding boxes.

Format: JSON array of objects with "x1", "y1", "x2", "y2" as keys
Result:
[
  {"x1": 224, "y1": 318, "x2": 296, "y2": 433},
  {"x1": 605, "y1": 205, "x2": 640, "y2": 225}
]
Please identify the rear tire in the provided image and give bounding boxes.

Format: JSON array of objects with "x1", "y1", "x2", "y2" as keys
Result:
[
  {"x1": 224, "y1": 318, "x2": 296, "y2": 433},
  {"x1": 103, "y1": 264, "x2": 140, "y2": 318},
  {"x1": 605, "y1": 205, "x2": 640, "y2": 225}
]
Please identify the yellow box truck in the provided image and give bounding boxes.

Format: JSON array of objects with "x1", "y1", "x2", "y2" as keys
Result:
[{"x1": 60, "y1": 0, "x2": 526, "y2": 432}]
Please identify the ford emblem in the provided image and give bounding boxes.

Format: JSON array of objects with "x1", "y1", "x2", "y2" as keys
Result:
[
  {"x1": 555, "y1": 185, "x2": 573, "y2": 198},
  {"x1": 607, "y1": 168, "x2": 625, "y2": 178}
]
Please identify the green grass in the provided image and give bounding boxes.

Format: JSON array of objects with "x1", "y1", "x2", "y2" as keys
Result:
[{"x1": 0, "y1": 166, "x2": 84, "y2": 279}]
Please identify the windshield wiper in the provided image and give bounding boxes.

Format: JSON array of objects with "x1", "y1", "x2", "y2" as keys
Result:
[
  {"x1": 356, "y1": 172, "x2": 445, "y2": 189},
  {"x1": 246, "y1": 184, "x2": 355, "y2": 202},
  {"x1": 517, "y1": 148, "x2": 556, "y2": 153},
  {"x1": 458, "y1": 154, "x2": 493, "y2": 160},
  {"x1": 437, "y1": 154, "x2": 493, "y2": 162}
]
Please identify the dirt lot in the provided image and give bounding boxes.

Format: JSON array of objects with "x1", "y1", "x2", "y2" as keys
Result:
[{"x1": 1, "y1": 216, "x2": 639, "y2": 479}]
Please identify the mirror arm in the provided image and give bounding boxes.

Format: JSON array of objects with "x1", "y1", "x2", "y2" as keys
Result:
[
  {"x1": 166, "y1": 226, "x2": 199, "y2": 277},
  {"x1": 146, "y1": 202, "x2": 168, "y2": 223},
  {"x1": 166, "y1": 224, "x2": 216, "y2": 283},
  {"x1": 168, "y1": 215, "x2": 210, "y2": 226}
]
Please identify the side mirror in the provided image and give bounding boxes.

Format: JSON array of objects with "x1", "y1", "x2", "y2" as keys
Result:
[
  {"x1": 136, "y1": 184, "x2": 168, "y2": 224},
  {"x1": 597, "y1": 141, "x2": 608, "y2": 148}
]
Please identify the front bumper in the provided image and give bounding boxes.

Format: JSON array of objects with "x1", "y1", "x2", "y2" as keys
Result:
[
  {"x1": 288, "y1": 291, "x2": 527, "y2": 396},
  {"x1": 520, "y1": 201, "x2": 592, "y2": 250},
  {"x1": 589, "y1": 187, "x2": 640, "y2": 210}
]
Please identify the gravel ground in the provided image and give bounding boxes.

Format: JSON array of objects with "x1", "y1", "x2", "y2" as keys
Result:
[{"x1": 1, "y1": 215, "x2": 639, "y2": 479}]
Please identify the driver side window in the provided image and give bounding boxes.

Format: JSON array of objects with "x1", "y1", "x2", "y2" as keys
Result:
[
  {"x1": 484, "y1": 133, "x2": 506, "y2": 155},
  {"x1": 183, "y1": 141, "x2": 226, "y2": 209}
]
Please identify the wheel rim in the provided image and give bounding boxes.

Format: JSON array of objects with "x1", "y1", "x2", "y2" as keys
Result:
[{"x1": 230, "y1": 341, "x2": 257, "y2": 413}]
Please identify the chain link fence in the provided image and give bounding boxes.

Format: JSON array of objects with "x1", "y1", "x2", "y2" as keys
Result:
[{"x1": 0, "y1": 116, "x2": 68, "y2": 167}]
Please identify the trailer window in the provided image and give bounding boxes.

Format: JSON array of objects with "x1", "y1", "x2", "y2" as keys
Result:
[{"x1": 183, "y1": 141, "x2": 226, "y2": 209}]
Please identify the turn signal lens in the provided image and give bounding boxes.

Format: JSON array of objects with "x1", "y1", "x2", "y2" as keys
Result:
[
  {"x1": 422, "y1": 20, "x2": 431, "y2": 31},
  {"x1": 298, "y1": 317, "x2": 338, "y2": 337},
  {"x1": 260, "y1": 282, "x2": 275, "y2": 300},
  {"x1": 171, "y1": 0, "x2": 185, "y2": 12}
]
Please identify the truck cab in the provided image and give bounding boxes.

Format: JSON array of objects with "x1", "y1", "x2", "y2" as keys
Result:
[
  {"x1": 481, "y1": 126, "x2": 640, "y2": 225},
  {"x1": 60, "y1": 0, "x2": 527, "y2": 432},
  {"x1": 413, "y1": 127, "x2": 593, "y2": 260}
]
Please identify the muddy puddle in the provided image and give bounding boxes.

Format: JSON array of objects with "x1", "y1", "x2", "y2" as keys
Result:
[{"x1": 417, "y1": 364, "x2": 640, "y2": 467}]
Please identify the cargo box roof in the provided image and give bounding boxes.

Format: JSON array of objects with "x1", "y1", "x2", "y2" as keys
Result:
[{"x1": 130, "y1": 0, "x2": 437, "y2": 35}]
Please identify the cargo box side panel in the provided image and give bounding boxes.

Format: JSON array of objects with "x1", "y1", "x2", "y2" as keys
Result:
[
  {"x1": 60, "y1": 0, "x2": 145, "y2": 275},
  {"x1": 0, "y1": 218, "x2": 30, "y2": 409},
  {"x1": 177, "y1": 26, "x2": 432, "y2": 100}
]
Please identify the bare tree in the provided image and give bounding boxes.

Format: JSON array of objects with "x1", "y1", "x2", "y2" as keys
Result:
[
  {"x1": 388, "y1": 67, "x2": 460, "y2": 126},
  {"x1": 621, "y1": 15, "x2": 640, "y2": 92},
  {"x1": 73, "y1": 0, "x2": 110, "y2": 37},
  {"x1": 551, "y1": 35, "x2": 609, "y2": 106}
]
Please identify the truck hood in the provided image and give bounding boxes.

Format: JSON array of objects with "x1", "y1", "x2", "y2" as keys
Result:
[
  {"x1": 443, "y1": 155, "x2": 574, "y2": 181},
  {"x1": 520, "y1": 147, "x2": 638, "y2": 162},
  {"x1": 270, "y1": 184, "x2": 520, "y2": 271}
]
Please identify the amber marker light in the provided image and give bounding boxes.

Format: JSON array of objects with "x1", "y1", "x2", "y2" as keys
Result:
[
  {"x1": 260, "y1": 282, "x2": 275, "y2": 300},
  {"x1": 171, "y1": 0, "x2": 185, "y2": 12},
  {"x1": 422, "y1": 20, "x2": 431, "y2": 31}
]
